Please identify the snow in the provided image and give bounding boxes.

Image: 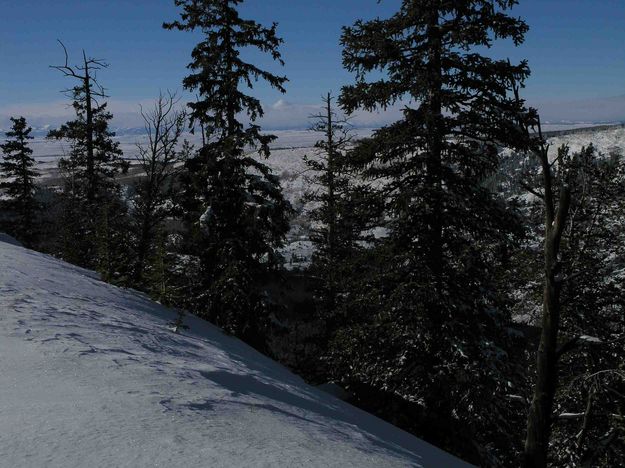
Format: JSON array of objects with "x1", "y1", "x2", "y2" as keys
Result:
[
  {"x1": 15, "y1": 123, "x2": 625, "y2": 268},
  {"x1": 547, "y1": 125, "x2": 625, "y2": 159},
  {"x1": 281, "y1": 239, "x2": 314, "y2": 270},
  {"x1": 0, "y1": 237, "x2": 470, "y2": 467},
  {"x1": 579, "y1": 335, "x2": 603, "y2": 344}
]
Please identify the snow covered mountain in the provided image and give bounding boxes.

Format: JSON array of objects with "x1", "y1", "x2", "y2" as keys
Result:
[{"x1": 0, "y1": 235, "x2": 470, "y2": 467}]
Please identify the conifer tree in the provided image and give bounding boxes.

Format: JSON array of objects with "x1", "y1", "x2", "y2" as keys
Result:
[
  {"x1": 0, "y1": 117, "x2": 39, "y2": 245},
  {"x1": 290, "y1": 94, "x2": 380, "y2": 381},
  {"x1": 335, "y1": 1, "x2": 531, "y2": 463},
  {"x1": 164, "y1": 0, "x2": 291, "y2": 346},
  {"x1": 145, "y1": 229, "x2": 171, "y2": 304},
  {"x1": 304, "y1": 93, "x2": 381, "y2": 332},
  {"x1": 305, "y1": 93, "x2": 358, "y2": 314},
  {"x1": 94, "y1": 199, "x2": 133, "y2": 284},
  {"x1": 47, "y1": 42, "x2": 129, "y2": 268}
]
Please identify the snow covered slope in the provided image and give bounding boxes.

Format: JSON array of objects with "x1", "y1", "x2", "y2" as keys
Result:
[
  {"x1": 546, "y1": 124, "x2": 625, "y2": 159},
  {"x1": 0, "y1": 238, "x2": 470, "y2": 467}
]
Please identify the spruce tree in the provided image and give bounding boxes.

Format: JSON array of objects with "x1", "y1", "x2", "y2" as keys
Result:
[
  {"x1": 305, "y1": 93, "x2": 359, "y2": 314},
  {"x1": 305, "y1": 94, "x2": 382, "y2": 331},
  {"x1": 47, "y1": 43, "x2": 129, "y2": 268},
  {"x1": 94, "y1": 199, "x2": 133, "y2": 284},
  {"x1": 0, "y1": 117, "x2": 39, "y2": 245},
  {"x1": 289, "y1": 94, "x2": 380, "y2": 382},
  {"x1": 164, "y1": 0, "x2": 291, "y2": 346},
  {"x1": 335, "y1": 1, "x2": 531, "y2": 463}
]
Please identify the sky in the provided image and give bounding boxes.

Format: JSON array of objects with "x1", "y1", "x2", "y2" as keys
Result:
[{"x1": 1, "y1": 0, "x2": 624, "y2": 129}]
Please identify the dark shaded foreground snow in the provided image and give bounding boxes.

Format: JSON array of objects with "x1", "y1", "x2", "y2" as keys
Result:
[{"x1": 0, "y1": 236, "x2": 471, "y2": 467}]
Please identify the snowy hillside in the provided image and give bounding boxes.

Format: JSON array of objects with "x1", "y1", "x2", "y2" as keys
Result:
[
  {"x1": 546, "y1": 124, "x2": 625, "y2": 158},
  {"x1": 0, "y1": 236, "x2": 469, "y2": 467}
]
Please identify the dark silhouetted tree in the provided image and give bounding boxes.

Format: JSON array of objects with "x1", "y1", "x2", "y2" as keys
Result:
[
  {"x1": 305, "y1": 93, "x2": 360, "y2": 315},
  {"x1": 334, "y1": 1, "x2": 531, "y2": 463},
  {"x1": 516, "y1": 111, "x2": 625, "y2": 466},
  {"x1": 164, "y1": 0, "x2": 291, "y2": 347},
  {"x1": 131, "y1": 91, "x2": 186, "y2": 285},
  {"x1": 47, "y1": 42, "x2": 129, "y2": 269},
  {"x1": 0, "y1": 117, "x2": 39, "y2": 245}
]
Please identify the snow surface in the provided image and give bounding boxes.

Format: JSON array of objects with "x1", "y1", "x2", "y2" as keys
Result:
[
  {"x1": 547, "y1": 125, "x2": 625, "y2": 159},
  {"x1": 0, "y1": 237, "x2": 470, "y2": 467}
]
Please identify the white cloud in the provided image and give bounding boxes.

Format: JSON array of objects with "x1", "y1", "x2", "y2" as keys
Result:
[{"x1": 271, "y1": 99, "x2": 290, "y2": 110}]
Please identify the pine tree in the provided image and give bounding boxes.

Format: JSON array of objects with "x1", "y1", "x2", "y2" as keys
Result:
[
  {"x1": 145, "y1": 229, "x2": 170, "y2": 304},
  {"x1": 0, "y1": 117, "x2": 39, "y2": 246},
  {"x1": 305, "y1": 93, "x2": 361, "y2": 314},
  {"x1": 94, "y1": 199, "x2": 133, "y2": 285},
  {"x1": 285, "y1": 94, "x2": 379, "y2": 382},
  {"x1": 335, "y1": 1, "x2": 531, "y2": 463},
  {"x1": 164, "y1": 0, "x2": 291, "y2": 346},
  {"x1": 305, "y1": 93, "x2": 382, "y2": 338},
  {"x1": 47, "y1": 43, "x2": 129, "y2": 268}
]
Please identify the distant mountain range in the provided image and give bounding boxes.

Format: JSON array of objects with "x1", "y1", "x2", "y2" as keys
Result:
[
  {"x1": 3, "y1": 94, "x2": 625, "y2": 136},
  {"x1": 3, "y1": 121, "x2": 624, "y2": 140},
  {"x1": 0, "y1": 125, "x2": 150, "y2": 138}
]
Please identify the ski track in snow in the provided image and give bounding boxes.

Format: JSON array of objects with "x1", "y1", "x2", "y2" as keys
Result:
[{"x1": 0, "y1": 238, "x2": 470, "y2": 467}]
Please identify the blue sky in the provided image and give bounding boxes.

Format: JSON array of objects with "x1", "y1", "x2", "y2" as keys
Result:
[{"x1": 1, "y1": 0, "x2": 624, "y2": 128}]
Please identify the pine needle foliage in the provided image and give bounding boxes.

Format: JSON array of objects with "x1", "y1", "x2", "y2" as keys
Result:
[{"x1": 164, "y1": 0, "x2": 291, "y2": 346}]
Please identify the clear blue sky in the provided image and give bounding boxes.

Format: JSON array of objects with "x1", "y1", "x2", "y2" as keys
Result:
[{"x1": 1, "y1": 0, "x2": 624, "y2": 126}]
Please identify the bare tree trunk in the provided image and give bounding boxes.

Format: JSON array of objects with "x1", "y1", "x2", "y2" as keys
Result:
[
  {"x1": 132, "y1": 91, "x2": 184, "y2": 286},
  {"x1": 324, "y1": 92, "x2": 337, "y2": 308},
  {"x1": 50, "y1": 42, "x2": 107, "y2": 209},
  {"x1": 426, "y1": 10, "x2": 444, "y2": 298},
  {"x1": 523, "y1": 141, "x2": 572, "y2": 468},
  {"x1": 83, "y1": 51, "x2": 96, "y2": 205}
]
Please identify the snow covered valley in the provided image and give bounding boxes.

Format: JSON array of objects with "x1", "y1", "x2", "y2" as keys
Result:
[
  {"x1": 0, "y1": 236, "x2": 470, "y2": 467},
  {"x1": 27, "y1": 124, "x2": 625, "y2": 270}
]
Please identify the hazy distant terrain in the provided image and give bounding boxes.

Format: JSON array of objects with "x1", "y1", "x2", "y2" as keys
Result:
[{"x1": 16, "y1": 123, "x2": 625, "y2": 270}]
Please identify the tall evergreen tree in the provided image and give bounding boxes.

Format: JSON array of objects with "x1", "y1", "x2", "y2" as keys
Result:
[
  {"x1": 290, "y1": 94, "x2": 381, "y2": 381},
  {"x1": 0, "y1": 117, "x2": 39, "y2": 245},
  {"x1": 164, "y1": 0, "x2": 291, "y2": 346},
  {"x1": 47, "y1": 43, "x2": 129, "y2": 268},
  {"x1": 304, "y1": 93, "x2": 364, "y2": 316},
  {"x1": 335, "y1": 1, "x2": 531, "y2": 463}
]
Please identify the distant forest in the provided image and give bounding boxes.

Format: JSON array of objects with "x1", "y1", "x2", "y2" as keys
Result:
[{"x1": 1, "y1": 1, "x2": 623, "y2": 466}]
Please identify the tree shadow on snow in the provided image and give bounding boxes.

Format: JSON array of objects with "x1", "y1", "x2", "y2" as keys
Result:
[{"x1": 199, "y1": 369, "x2": 434, "y2": 464}]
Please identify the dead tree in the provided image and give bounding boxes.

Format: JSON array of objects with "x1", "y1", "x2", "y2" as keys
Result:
[
  {"x1": 50, "y1": 40, "x2": 109, "y2": 204},
  {"x1": 132, "y1": 91, "x2": 186, "y2": 284},
  {"x1": 511, "y1": 71, "x2": 625, "y2": 465},
  {"x1": 512, "y1": 76, "x2": 575, "y2": 464},
  {"x1": 522, "y1": 126, "x2": 573, "y2": 468}
]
